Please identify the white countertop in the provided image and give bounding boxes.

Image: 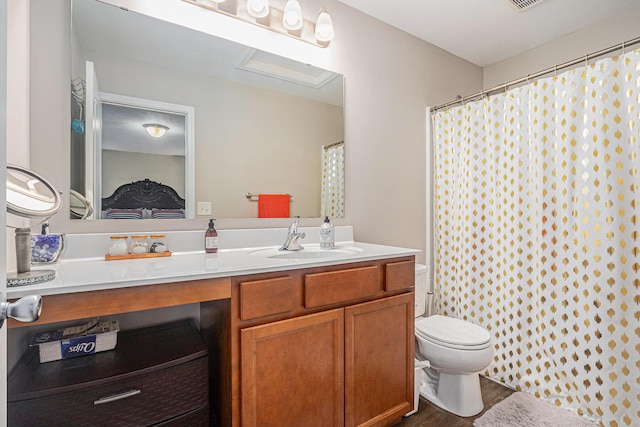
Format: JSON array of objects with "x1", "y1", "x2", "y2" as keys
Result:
[{"x1": 7, "y1": 241, "x2": 419, "y2": 299}]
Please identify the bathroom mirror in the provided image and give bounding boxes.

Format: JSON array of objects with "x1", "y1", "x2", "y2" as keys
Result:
[{"x1": 62, "y1": 0, "x2": 345, "y2": 220}]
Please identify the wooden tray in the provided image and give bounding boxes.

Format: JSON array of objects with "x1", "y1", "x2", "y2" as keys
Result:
[{"x1": 105, "y1": 251, "x2": 172, "y2": 261}]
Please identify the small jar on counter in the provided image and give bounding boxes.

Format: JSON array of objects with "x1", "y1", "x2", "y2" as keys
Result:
[
  {"x1": 108, "y1": 235, "x2": 129, "y2": 256},
  {"x1": 149, "y1": 234, "x2": 168, "y2": 253},
  {"x1": 130, "y1": 235, "x2": 149, "y2": 254}
]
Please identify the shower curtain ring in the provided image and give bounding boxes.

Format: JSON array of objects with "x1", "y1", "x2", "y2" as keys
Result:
[
  {"x1": 554, "y1": 65, "x2": 558, "y2": 78},
  {"x1": 621, "y1": 41, "x2": 626, "y2": 55},
  {"x1": 585, "y1": 54, "x2": 589, "y2": 67}
]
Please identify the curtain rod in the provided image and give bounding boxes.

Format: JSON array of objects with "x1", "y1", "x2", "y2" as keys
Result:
[
  {"x1": 431, "y1": 35, "x2": 640, "y2": 113},
  {"x1": 323, "y1": 140, "x2": 344, "y2": 150}
]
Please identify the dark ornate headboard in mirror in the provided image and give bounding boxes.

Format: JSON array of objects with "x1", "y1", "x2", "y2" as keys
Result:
[{"x1": 101, "y1": 179, "x2": 185, "y2": 219}]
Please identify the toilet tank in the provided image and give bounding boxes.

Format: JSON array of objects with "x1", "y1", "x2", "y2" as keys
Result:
[{"x1": 414, "y1": 264, "x2": 428, "y2": 317}]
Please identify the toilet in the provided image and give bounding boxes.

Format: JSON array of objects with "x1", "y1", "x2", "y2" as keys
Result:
[{"x1": 412, "y1": 264, "x2": 494, "y2": 417}]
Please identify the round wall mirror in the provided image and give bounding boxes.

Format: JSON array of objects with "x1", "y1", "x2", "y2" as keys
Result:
[{"x1": 7, "y1": 165, "x2": 62, "y2": 219}]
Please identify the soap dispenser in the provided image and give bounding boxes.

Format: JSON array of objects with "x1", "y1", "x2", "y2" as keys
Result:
[
  {"x1": 320, "y1": 216, "x2": 335, "y2": 249},
  {"x1": 205, "y1": 219, "x2": 218, "y2": 253}
]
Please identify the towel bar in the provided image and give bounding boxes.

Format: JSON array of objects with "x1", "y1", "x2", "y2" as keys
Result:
[{"x1": 245, "y1": 193, "x2": 293, "y2": 201}]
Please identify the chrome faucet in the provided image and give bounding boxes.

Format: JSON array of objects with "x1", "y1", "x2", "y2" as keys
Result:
[{"x1": 279, "y1": 220, "x2": 305, "y2": 251}]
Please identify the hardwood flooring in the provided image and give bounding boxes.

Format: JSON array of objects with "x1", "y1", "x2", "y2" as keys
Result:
[{"x1": 392, "y1": 376, "x2": 515, "y2": 427}]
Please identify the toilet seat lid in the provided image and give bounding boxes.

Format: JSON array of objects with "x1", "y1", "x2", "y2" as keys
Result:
[{"x1": 416, "y1": 315, "x2": 491, "y2": 349}]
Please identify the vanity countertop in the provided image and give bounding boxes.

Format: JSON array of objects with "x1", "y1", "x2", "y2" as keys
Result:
[{"x1": 7, "y1": 241, "x2": 419, "y2": 299}]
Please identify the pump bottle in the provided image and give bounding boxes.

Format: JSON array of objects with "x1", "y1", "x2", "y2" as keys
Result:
[
  {"x1": 205, "y1": 219, "x2": 219, "y2": 253},
  {"x1": 320, "y1": 216, "x2": 335, "y2": 249}
]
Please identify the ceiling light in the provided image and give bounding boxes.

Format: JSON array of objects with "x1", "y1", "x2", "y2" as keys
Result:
[
  {"x1": 283, "y1": 0, "x2": 303, "y2": 30},
  {"x1": 143, "y1": 123, "x2": 169, "y2": 138},
  {"x1": 315, "y1": 8, "x2": 334, "y2": 42},
  {"x1": 247, "y1": 0, "x2": 269, "y2": 18}
]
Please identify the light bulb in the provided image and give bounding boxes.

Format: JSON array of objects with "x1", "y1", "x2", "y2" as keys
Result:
[
  {"x1": 247, "y1": 0, "x2": 269, "y2": 18},
  {"x1": 283, "y1": 0, "x2": 303, "y2": 30},
  {"x1": 143, "y1": 124, "x2": 169, "y2": 138},
  {"x1": 315, "y1": 9, "x2": 334, "y2": 42}
]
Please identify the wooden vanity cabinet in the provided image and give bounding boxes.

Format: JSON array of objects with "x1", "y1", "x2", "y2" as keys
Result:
[
  {"x1": 344, "y1": 293, "x2": 414, "y2": 427},
  {"x1": 231, "y1": 256, "x2": 415, "y2": 427},
  {"x1": 241, "y1": 309, "x2": 345, "y2": 427},
  {"x1": 7, "y1": 256, "x2": 414, "y2": 427}
]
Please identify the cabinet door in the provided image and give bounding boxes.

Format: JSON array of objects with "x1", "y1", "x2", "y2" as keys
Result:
[
  {"x1": 344, "y1": 293, "x2": 414, "y2": 427},
  {"x1": 241, "y1": 309, "x2": 344, "y2": 427}
]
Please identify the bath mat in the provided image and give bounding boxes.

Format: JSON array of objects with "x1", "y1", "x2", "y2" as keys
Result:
[{"x1": 473, "y1": 392, "x2": 599, "y2": 427}]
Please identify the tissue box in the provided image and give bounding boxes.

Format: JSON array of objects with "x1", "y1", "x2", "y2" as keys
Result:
[{"x1": 30, "y1": 319, "x2": 119, "y2": 363}]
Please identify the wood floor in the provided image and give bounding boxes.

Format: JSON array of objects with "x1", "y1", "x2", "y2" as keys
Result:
[{"x1": 392, "y1": 376, "x2": 514, "y2": 427}]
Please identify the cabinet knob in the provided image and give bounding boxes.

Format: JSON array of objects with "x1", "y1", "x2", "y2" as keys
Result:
[{"x1": 0, "y1": 294, "x2": 42, "y2": 328}]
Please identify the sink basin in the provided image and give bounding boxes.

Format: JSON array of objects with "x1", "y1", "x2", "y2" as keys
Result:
[{"x1": 248, "y1": 246, "x2": 363, "y2": 260}]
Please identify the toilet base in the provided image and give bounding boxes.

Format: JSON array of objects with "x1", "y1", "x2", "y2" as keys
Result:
[{"x1": 418, "y1": 369, "x2": 484, "y2": 417}]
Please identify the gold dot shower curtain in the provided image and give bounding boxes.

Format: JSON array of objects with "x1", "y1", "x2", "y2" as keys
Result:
[
  {"x1": 321, "y1": 142, "x2": 345, "y2": 218},
  {"x1": 432, "y1": 49, "x2": 640, "y2": 427}
]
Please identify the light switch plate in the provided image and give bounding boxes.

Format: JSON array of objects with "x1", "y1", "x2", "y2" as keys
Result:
[{"x1": 197, "y1": 201, "x2": 212, "y2": 216}]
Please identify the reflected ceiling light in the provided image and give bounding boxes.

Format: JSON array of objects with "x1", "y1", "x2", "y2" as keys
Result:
[
  {"x1": 315, "y1": 8, "x2": 334, "y2": 42},
  {"x1": 143, "y1": 123, "x2": 169, "y2": 138},
  {"x1": 247, "y1": 0, "x2": 269, "y2": 18},
  {"x1": 283, "y1": 0, "x2": 303, "y2": 30}
]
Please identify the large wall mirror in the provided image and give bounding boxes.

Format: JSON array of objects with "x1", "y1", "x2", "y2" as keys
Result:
[{"x1": 66, "y1": 0, "x2": 345, "y2": 220}]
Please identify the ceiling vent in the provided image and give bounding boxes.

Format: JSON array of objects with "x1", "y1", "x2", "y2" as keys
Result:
[{"x1": 508, "y1": 0, "x2": 545, "y2": 11}]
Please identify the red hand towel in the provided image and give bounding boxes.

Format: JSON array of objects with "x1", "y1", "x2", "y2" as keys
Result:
[{"x1": 258, "y1": 194, "x2": 290, "y2": 218}]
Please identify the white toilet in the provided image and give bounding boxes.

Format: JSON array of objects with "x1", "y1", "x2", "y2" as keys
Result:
[{"x1": 412, "y1": 264, "x2": 494, "y2": 417}]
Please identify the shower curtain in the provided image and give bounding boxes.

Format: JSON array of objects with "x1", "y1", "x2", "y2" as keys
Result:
[
  {"x1": 321, "y1": 142, "x2": 345, "y2": 218},
  {"x1": 432, "y1": 49, "x2": 639, "y2": 426}
]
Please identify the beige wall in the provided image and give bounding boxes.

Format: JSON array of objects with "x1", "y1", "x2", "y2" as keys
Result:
[
  {"x1": 20, "y1": 0, "x2": 483, "y2": 265},
  {"x1": 484, "y1": 5, "x2": 640, "y2": 88},
  {"x1": 101, "y1": 150, "x2": 185, "y2": 203}
]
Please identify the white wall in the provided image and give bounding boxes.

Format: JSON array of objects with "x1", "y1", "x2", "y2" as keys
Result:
[
  {"x1": 484, "y1": 5, "x2": 640, "y2": 88},
  {"x1": 20, "y1": 0, "x2": 483, "y2": 265}
]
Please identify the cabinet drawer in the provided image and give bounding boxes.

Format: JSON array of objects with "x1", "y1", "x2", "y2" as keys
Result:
[
  {"x1": 305, "y1": 265, "x2": 380, "y2": 308},
  {"x1": 8, "y1": 356, "x2": 208, "y2": 427},
  {"x1": 156, "y1": 405, "x2": 209, "y2": 426},
  {"x1": 240, "y1": 276, "x2": 296, "y2": 320},
  {"x1": 385, "y1": 260, "x2": 415, "y2": 291}
]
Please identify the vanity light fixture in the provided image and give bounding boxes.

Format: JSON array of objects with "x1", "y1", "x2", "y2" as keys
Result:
[
  {"x1": 283, "y1": 0, "x2": 303, "y2": 30},
  {"x1": 184, "y1": 0, "x2": 334, "y2": 47},
  {"x1": 143, "y1": 123, "x2": 169, "y2": 138},
  {"x1": 315, "y1": 7, "x2": 334, "y2": 42},
  {"x1": 247, "y1": 0, "x2": 269, "y2": 18}
]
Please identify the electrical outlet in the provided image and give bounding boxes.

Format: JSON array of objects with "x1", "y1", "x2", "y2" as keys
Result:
[{"x1": 197, "y1": 201, "x2": 212, "y2": 216}]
